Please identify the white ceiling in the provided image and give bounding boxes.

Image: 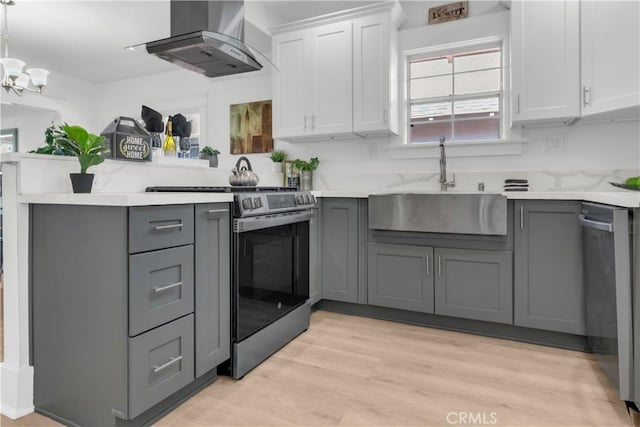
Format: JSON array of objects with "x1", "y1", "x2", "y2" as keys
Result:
[{"x1": 4, "y1": 1, "x2": 507, "y2": 84}]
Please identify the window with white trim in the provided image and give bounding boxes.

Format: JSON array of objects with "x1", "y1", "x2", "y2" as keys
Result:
[{"x1": 408, "y1": 45, "x2": 503, "y2": 144}]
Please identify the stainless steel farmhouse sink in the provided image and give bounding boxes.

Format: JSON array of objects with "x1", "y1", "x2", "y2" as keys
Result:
[{"x1": 368, "y1": 193, "x2": 508, "y2": 236}]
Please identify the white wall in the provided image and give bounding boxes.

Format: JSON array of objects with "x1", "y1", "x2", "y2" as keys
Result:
[{"x1": 0, "y1": 70, "x2": 100, "y2": 133}]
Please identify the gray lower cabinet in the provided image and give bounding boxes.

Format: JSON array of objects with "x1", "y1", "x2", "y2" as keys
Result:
[
  {"x1": 434, "y1": 248, "x2": 513, "y2": 324},
  {"x1": 194, "y1": 204, "x2": 231, "y2": 377},
  {"x1": 31, "y1": 203, "x2": 231, "y2": 426},
  {"x1": 514, "y1": 201, "x2": 584, "y2": 335},
  {"x1": 368, "y1": 244, "x2": 434, "y2": 313},
  {"x1": 321, "y1": 198, "x2": 359, "y2": 303}
]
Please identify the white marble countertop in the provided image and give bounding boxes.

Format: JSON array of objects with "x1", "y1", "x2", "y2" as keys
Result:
[
  {"x1": 313, "y1": 190, "x2": 640, "y2": 208},
  {"x1": 19, "y1": 192, "x2": 234, "y2": 206}
]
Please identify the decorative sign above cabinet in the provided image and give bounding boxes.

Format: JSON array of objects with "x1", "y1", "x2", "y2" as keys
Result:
[{"x1": 428, "y1": 1, "x2": 469, "y2": 25}]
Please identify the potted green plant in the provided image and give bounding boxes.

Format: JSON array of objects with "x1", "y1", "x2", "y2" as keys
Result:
[
  {"x1": 270, "y1": 150, "x2": 286, "y2": 173},
  {"x1": 293, "y1": 157, "x2": 319, "y2": 191},
  {"x1": 56, "y1": 125, "x2": 108, "y2": 193},
  {"x1": 199, "y1": 146, "x2": 220, "y2": 167}
]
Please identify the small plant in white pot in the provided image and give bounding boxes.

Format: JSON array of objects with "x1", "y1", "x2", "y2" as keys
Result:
[
  {"x1": 199, "y1": 146, "x2": 220, "y2": 167},
  {"x1": 56, "y1": 125, "x2": 108, "y2": 193},
  {"x1": 270, "y1": 150, "x2": 286, "y2": 173}
]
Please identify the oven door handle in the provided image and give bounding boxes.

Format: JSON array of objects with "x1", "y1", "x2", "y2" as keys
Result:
[{"x1": 234, "y1": 210, "x2": 314, "y2": 233}]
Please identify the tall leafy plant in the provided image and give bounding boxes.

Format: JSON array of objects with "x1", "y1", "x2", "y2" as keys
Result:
[
  {"x1": 56, "y1": 125, "x2": 109, "y2": 174},
  {"x1": 293, "y1": 157, "x2": 320, "y2": 171}
]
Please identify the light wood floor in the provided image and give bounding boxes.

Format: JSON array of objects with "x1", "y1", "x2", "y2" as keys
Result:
[{"x1": 1, "y1": 310, "x2": 634, "y2": 426}]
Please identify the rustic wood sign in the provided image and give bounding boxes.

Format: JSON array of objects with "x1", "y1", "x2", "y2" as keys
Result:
[{"x1": 429, "y1": 1, "x2": 469, "y2": 25}]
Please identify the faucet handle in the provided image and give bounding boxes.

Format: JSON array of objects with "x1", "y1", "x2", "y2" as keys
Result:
[{"x1": 439, "y1": 136, "x2": 446, "y2": 144}]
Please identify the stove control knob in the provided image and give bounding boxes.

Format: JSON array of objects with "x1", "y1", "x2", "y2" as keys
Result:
[
  {"x1": 242, "y1": 198, "x2": 253, "y2": 210},
  {"x1": 295, "y1": 194, "x2": 303, "y2": 205},
  {"x1": 311, "y1": 195, "x2": 317, "y2": 203},
  {"x1": 253, "y1": 197, "x2": 263, "y2": 208},
  {"x1": 303, "y1": 194, "x2": 311, "y2": 204}
]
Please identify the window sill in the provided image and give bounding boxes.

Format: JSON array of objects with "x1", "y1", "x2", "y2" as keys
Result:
[{"x1": 387, "y1": 138, "x2": 525, "y2": 159}]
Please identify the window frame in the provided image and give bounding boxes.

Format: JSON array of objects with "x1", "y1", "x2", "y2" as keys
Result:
[{"x1": 405, "y1": 40, "x2": 505, "y2": 145}]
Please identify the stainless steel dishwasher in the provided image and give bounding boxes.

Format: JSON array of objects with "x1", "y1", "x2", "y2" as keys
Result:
[{"x1": 580, "y1": 202, "x2": 633, "y2": 401}]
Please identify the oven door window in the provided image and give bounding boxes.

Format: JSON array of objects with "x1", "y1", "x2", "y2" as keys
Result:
[{"x1": 235, "y1": 222, "x2": 309, "y2": 341}]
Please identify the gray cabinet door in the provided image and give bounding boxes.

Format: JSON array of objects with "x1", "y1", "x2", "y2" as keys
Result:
[
  {"x1": 321, "y1": 199, "x2": 359, "y2": 303},
  {"x1": 368, "y1": 244, "x2": 434, "y2": 313},
  {"x1": 434, "y1": 248, "x2": 513, "y2": 324},
  {"x1": 129, "y1": 245, "x2": 195, "y2": 337},
  {"x1": 308, "y1": 206, "x2": 322, "y2": 305},
  {"x1": 129, "y1": 314, "x2": 195, "y2": 419},
  {"x1": 514, "y1": 201, "x2": 584, "y2": 334},
  {"x1": 194, "y1": 204, "x2": 231, "y2": 377},
  {"x1": 129, "y1": 205, "x2": 195, "y2": 254}
]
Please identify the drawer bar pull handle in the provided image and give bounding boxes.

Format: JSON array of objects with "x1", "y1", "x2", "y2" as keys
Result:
[
  {"x1": 153, "y1": 281, "x2": 183, "y2": 293},
  {"x1": 153, "y1": 355, "x2": 183, "y2": 373},
  {"x1": 153, "y1": 223, "x2": 184, "y2": 231},
  {"x1": 207, "y1": 209, "x2": 228, "y2": 214}
]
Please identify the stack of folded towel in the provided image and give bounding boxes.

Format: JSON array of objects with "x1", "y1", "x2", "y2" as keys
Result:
[{"x1": 504, "y1": 179, "x2": 529, "y2": 192}]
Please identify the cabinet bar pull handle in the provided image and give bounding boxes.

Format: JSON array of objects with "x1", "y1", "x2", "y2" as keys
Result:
[
  {"x1": 583, "y1": 86, "x2": 591, "y2": 107},
  {"x1": 311, "y1": 114, "x2": 316, "y2": 129},
  {"x1": 153, "y1": 223, "x2": 183, "y2": 231},
  {"x1": 426, "y1": 253, "x2": 430, "y2": 276},
  {"x1": 438, "y1": 256, "x2": 442, "y2": 277},
  {"x1": 383, "y1": 107, "x2": 388, "y2": 124},
  {"x1": 516, "y1": 94, "x2": 521, "y2": 114},
  {"x1": 520, "y1": 206, "x2": 524, "y2": 230},
  {"x1": 207, "y1": 209, "x2": 227, "y2": 214},
  {"x1": 304, "y1": 114, "x2": 307, "y2": 129},
  {"x1": 153, "y1": 355, "x2": 183, "y2": 373},
  {"x1": 153, "y1": 281, "x2": 183, "y2": 293}
]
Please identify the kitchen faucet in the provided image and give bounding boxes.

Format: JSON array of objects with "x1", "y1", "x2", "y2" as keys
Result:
[{"x1": 439, "y1": 136, "x2": 456, "y2": 191}]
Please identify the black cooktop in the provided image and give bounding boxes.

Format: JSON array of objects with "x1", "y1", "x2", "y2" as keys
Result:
[{"x1": 146, "y1": 186, "x2": 297, "y2": 193}]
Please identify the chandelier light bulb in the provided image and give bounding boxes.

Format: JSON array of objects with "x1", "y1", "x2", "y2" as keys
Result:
[
  {"x1": 0, "y1": 57, "x2": 25, "y2": 79},
  {"x1": 26, "y1": 68, "x2": 49, "y2": 87}
]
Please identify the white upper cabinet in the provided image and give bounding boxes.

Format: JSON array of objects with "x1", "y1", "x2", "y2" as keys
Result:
[
  {"x1": 272, "y1": 3, "x2": 403, "y2": 141},
  {"x1": 309, "y1": 21, "x2": 353, "y2": 135},
  {"x1": 510, "y1": 0, "x2": 640, "y2": 124},
  {"x1": 581, "y1": 0, "x2": 640, "y2": 116},
  {"x1": 353, "y1": 13, "x2": 398, "y2": 135},
  {"x1": 272, "y1": 30, "x2": 311, "y2": 139},
  {"x1": 511, "y1": 0, "x2": 580, "y2": 123}
]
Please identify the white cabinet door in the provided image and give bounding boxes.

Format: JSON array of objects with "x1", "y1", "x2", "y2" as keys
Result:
[
  {"x1": 353, "y1": 13, "x2": 397, "y2": 135},
  {"x1": 510, "y1": 0, "x2": 580, "y2": 122},
  {"x1": 581, "y1": 0, "x2": 640, "y2": 116},
  {"x1": 309, "y1": 21, "x2": 353, "y2": 135},
  {"x1": 273, "y1": 30, "x2": 311, "y2": 138}
]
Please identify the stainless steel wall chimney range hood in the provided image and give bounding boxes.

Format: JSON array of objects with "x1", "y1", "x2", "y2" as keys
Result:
[{"x1": 146, "y1": 1, "x2": 263, "y2": 78}]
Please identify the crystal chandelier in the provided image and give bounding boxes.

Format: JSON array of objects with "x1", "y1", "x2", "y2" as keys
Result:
[{"x1": 0, "y1": 0, "x2": 49, "y2": 96}]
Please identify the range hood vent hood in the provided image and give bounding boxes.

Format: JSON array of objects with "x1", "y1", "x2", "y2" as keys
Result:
[{"x1": 146, "y1": 1, "x2": 262, "y2": 78}]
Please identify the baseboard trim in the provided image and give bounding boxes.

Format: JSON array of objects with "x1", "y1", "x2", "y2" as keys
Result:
[
  {"x1": 0, "y1": 363, "x2": 34, "y2": 419},
  {"x1": 315, "y1": 300, "x2": 589, "y2": 352}
]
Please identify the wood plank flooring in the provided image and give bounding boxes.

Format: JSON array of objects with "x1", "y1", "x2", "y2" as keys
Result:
[{"x1": 1, "y1": 310, "x2": 633, "y2": 426}]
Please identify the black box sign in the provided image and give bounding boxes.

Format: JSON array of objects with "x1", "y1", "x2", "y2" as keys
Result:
[{"x1": 101, "y1": 117, "x2": 152, "y2": 162}]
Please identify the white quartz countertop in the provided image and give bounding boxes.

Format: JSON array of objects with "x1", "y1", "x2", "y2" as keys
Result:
[
  {"x1": 17, "y1": 190, "x2": 640, "y2": 208},
  {"x1": 19, "y1": 192, "x2": 234, "y2": 206},
  {"x1": 313, "y1": 190, "x2": 640, "y2": 208}
]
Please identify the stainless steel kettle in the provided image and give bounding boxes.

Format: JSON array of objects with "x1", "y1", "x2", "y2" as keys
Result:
[{"x1": 229, "y1": 156, "x2": 260, "y2": 186}]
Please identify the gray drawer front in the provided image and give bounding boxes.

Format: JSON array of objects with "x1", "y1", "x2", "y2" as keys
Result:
[
  {"x1": 129, "y1": 205, "x2": 194, "y2": 253},
  {"x1": 129, "y1": 245, "x2": 194, "y2": 336},
  {"x1": 129, "y1": 314, "x2": 194, "y2": 419}
]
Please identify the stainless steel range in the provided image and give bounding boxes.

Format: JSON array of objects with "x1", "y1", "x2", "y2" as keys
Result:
[{"x1": 146, "y1": 186, "x2": 316, "y2": 378}]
